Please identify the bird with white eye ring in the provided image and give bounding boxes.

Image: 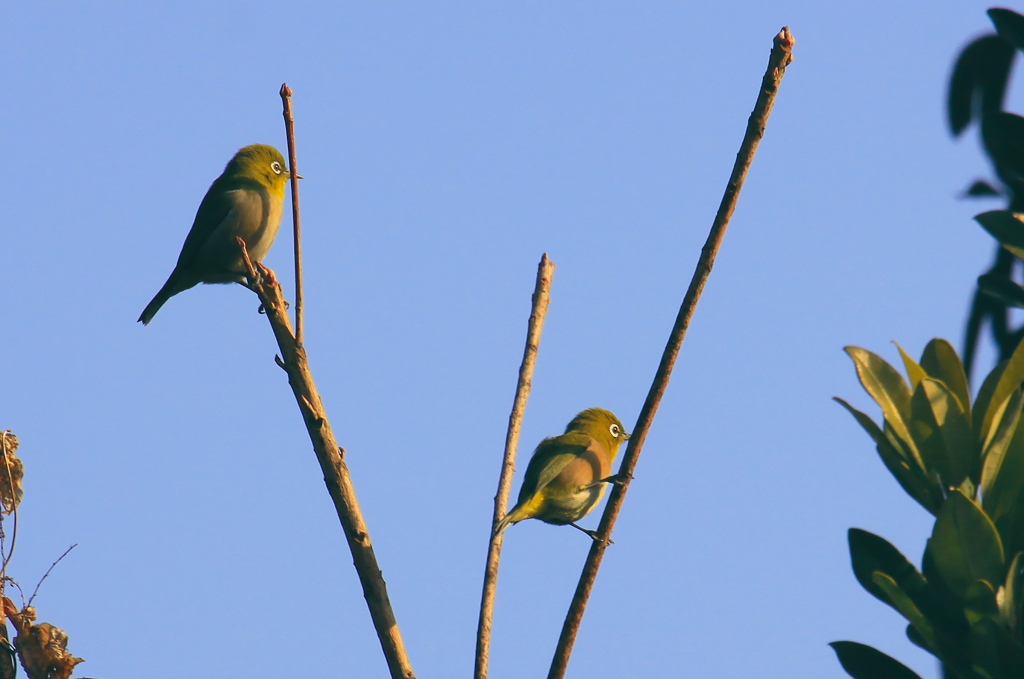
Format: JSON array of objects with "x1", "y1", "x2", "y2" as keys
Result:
[
  {"x1": 495, "y1": 408, "x2": 631, "y2": 539},
  {"x1": 139, "y1": 144, "x2": 297, "y2": 325}
]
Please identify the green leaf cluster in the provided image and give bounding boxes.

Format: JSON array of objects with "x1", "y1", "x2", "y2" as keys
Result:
[
  {"x1": 832, "y1": 339, "x2": 1024, "y2": 678},
  {"x1": 978, "y1": 211, "x2": 1024, "y2": 307}
]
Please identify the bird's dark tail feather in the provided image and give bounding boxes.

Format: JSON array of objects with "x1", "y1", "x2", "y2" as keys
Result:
[
  {"x1": 138, "y1": 275, "x2": 185, "y2": 325},
  {"x1": 494, "y1": 505, "x2": 525, "y2": 537}
]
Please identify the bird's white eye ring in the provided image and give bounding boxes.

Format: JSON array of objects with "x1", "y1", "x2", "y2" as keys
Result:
[
  {"x1": 271, "y1": 161, "x2": 283, "y2": 175},
  {"x1": 610, "y1": 423, "x2": 621, "y2": 438}
]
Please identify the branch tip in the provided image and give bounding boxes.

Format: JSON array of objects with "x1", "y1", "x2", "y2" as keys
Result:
[
  {"x1": 546, "y1": 27, "x2": 795, "y2": 679},
  {"x1": 474, "y1": 254, "x2": 556, "y2": 679}
]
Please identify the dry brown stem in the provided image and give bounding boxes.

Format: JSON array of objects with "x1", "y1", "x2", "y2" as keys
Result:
[
  {"x1": 0, "y1": 433, "x2": 22, "y2": 517},
  {"x1": 546, "y1": 27, "x2": 796, "y2": 679},
  {"x1": 0, "y1": 431, "x2": 22, "y2": 576},
  {"x1": 237, "y1": 240, "x2": 416, "y2": 679},
  {"x1": 4, "y1": 598, "x2": 82, "y2": 679},
  {"x1": 474, "y1": 254, "x2": 556, "y2": 679}
]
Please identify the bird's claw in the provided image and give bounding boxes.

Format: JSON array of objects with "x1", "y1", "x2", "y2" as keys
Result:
[
  {"x1": 254, "y1": 262, "x2": 278, "y2": 287},
  {"x1": 604, "y1": 472, "x2": 633, "y2": 487},
  {"x1": 571, "y1": 523, "x2": 614, "y2": 544},
  {"x1": 582, "y1": 472, "x2": 633, "y2": 492}
]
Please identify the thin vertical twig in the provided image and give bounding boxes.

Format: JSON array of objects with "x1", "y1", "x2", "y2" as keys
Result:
[
  {"x1": 279, "y1": 83, "x2": 304, "y2": 346},
  {"x1": 474, "y1": 254, "x2": 556, "y2": 679},
  {"x1": 237, "y1": 240, "x2": 416, "y2": 679},
  {"x1": 546, "y1": 27, "x2": 796, "y2": 679}
]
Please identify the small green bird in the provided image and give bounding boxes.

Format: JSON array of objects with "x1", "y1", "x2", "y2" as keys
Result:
[
  {"x1": 496, "y1": 408, "x2": 630, "y2": 538},
  {"x1": 138, "y1": 144, "x2": 293, "y2": 325}
]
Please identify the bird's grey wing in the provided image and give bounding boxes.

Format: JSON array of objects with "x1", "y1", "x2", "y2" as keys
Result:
[
  {"x1": 524, "y1": 433, "x2": 593, "y2": 496},
  {"x1": 171, "y1": 176, "x2": 237, "y2": 270},
  {"x1": 187, "y1": 189, "x2": 269, "y2": 279}
]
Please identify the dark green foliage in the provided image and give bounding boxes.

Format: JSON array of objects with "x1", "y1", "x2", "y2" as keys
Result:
[
  {"x1": 947, "y1": 35, "x2": 1013, "y2": 136},
  {"x1": 966, "y1": 181, "x2": 1003, "y2": 198},
  {"x1": 833, "y1": 10, "x2": 1024, "y2": 677},
  {"x1": 830, "y1": 641, "x2": 924, "y2": 679},
  {"x1": 977, "y1": 274, "x2": 1024, "y2": 308},
  {"x1": 989, "y1": 9, "x2": 1024, "y2": 53},
  {"x1": 947, "y1": 10, "x2": 1024, "y2": 379},
  {"x1": 835, "y1": 340, "x2": 1024, "y2": 678},
  {"x1": 977, "y1": 211, "x2": 1024, "y2": 262},
  {"x1": 982, "y1": 114, "x2": 1024, "y2": 189}
]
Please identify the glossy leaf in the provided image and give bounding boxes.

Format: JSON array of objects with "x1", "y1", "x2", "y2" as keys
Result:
[
  {"x1": 896, "y1": 343, "x2": 927, "y2": 391},
  {"x1": 905, "y1": 624, "x2": 930, "y2": 653},
  {"x1": 849, "y1": 529, "x2": 967, "y2": 637},
  {"x1": 964, "y1": 579, "x2": 1000, "y2": 624},
  {"x1": 975, "y1": 339, "x2": 1024, "y2": 448},
  {"x1": 835, "y1": 398, "x2": 939, "y2": 513},
  {"x1": 844, "y1": 347, "x2": 919, "y2": 465},
  {"x1": 948, "y1": 34, "x2": 1014, "y2": 135},
  {"x1": 958, "y1": 476, "x2": 977, "y2": 500},
  {"x1": 829, "y1": 641, "x2": 924, "y2": 679},
  {"x1": 976, "y1": 210, "x2": 1024, "y2": 260},
  {"x1": 983, "y1": 407, "x2": 1024, "y2": 525},
  {"x1": 927, "y1": 491, "x2": 1005, "y2": 599},
  {"x1": 996, "y1": 509, "x2": 1024, "y2": 590},
  {"x1": 849, "y1": 529, "x2": 925, "y2": 606},
  {"x1": 910, "y1": 379, "x2": 976, "y2": 490},
  {"x1": 990, "y1": 8, "x2": 1024, "y2": 51},
  {"x1": 981, "y1": 387, "x2": 1024, "y2": 497},
  {"x1": 974, "y1": 616, "x2": 1024, "y2": 678},
  {"x1": 999, "y1": 552, "x2": 1022, "y2": 627},
  {"x1": 873, "y1": 572, "x2": 943, "y2": 654},
  {"x1": 974, "y1": 359, "x2": 1009, "y2": 438},
  {"x1": 982, "y1": 113, "x2": 1024, "y2": 189},
  {"x1": 920, "y1": 339, "x2": 972, "y2": 415},
  {"x1": 978, "y1": 273, "x2": 1024, "y2": 308},
  {"x1": 960, "y1": 588, "x2": 1002, "y2": 679},
  {"x1": 964, "y1": 180, "x2": 1003, "y2": 197}
]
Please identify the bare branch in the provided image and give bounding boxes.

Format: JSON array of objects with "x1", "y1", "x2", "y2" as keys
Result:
[
  {"x1": 474, "y1": 254, "x2": 556, "y2": 679},
  {"x1": 27, "y1": 545, "x2": 77, "y2": 608},
  {"x1": 237, "y1": 238, "x2": 416, "y2": 679},
  {"x1": 279, "y1": 83, "x2": 304, "y2": 346},
  {"x1": 547, "y1": 26, "x2": 796, "y2": 679}
]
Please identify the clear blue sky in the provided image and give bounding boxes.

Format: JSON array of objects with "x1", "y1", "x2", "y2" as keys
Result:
[{"x1": 1, "y1": 2, "x2": 1012, "y2": 677}]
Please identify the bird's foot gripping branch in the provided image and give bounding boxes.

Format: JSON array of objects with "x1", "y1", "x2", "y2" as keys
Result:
[{"x1": 243, "y1": 262, "x2": 279, "y2": 293}]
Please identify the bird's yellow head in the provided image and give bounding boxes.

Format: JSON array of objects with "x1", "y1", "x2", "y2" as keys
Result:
[
  {"x1": 565, "y1": 408, "x2": 630, "y2": 456},
  {"x1": 223, "y1": 144, "x2": 292, "y2": 194}
]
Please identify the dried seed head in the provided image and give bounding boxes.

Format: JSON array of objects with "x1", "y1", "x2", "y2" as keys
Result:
[{"x1": 0, "y1": 432, "x2": 24, "y2": 514}]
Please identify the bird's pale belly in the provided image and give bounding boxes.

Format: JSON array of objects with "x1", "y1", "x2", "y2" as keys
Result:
[{"x1": 536, "y1": 484, "x2": 607, "y2": 525}]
